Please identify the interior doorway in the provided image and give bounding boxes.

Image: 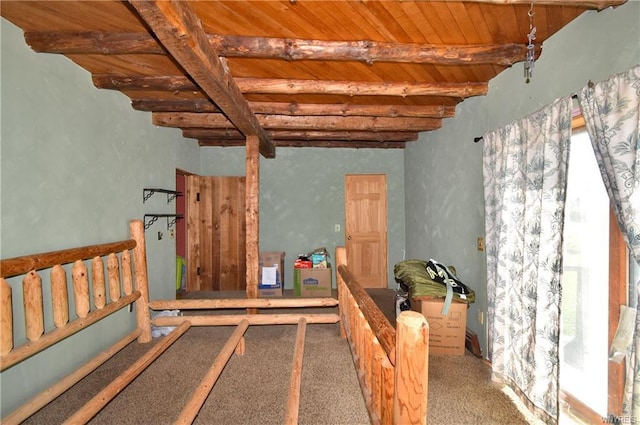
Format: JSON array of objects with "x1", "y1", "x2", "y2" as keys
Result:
[
  {"x1": 175, "y1": 170, "x2": 246, "y2": 293},
  {"x1": 344, "y1": 174, "x2": 388, "y2": 288}
]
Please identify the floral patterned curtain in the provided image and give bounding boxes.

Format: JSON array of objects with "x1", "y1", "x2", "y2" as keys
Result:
[
  {"x1": 577, "y1": 65, "x2": 640, "y2": 420},
  {"x1": 483, "y1": 96, "x2": 573, "y2": 424}
]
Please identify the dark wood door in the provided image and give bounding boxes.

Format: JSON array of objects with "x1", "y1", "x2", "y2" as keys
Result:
[{"x1": 186, "y1": 176, "x2": 246, "y2": 291}]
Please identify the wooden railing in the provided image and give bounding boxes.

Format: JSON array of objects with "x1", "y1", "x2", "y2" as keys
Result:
[
  {"x1": 0, "y1": 220, "x2": 152, "y2": 424},
  {"x1": 335, "y1": 247, "x2": 429, "y2": 425}
]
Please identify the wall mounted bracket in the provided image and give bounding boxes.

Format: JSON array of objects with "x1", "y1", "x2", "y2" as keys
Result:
[
  {"x1": 143, "y1": 188, "x2": 182, "y2": 204},
  {"x1": 144, "y1": 214, "x2": 183, "y2": 230}
]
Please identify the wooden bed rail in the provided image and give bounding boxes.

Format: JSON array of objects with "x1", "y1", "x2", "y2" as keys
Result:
[
  {"x1": 0, "y1": 219, "x2": 152, "y2": 369},
  {"x1": 1, "y1": 219, "x2": 154, "y2": 423},
  {"x1": 335, "y1": 246, "x2": 429, "y2": 425}
]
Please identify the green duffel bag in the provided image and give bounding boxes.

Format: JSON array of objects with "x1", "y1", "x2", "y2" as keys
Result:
[{"x1": 393, "y1": 259, "x2": 475, "y2": 304}]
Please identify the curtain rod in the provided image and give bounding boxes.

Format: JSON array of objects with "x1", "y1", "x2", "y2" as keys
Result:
[{"x1": 473, "y1": 93, "x2": 581, "y2": 143}]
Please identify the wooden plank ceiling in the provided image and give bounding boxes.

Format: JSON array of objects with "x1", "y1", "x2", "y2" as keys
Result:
[{"x1": 1, "y1": 0, "x2": 626, "y2": 157}]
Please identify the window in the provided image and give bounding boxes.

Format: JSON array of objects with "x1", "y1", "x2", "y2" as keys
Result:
[{"x1": 559, "y1": 121, "x2": 630, "y2": 423}]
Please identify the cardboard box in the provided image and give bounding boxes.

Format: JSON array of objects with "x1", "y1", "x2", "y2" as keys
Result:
[
  {"x1": 293, "y1": 266, "x2": 332, "y2": 297},
  {"x1": 412, "y1": 297, "x2": 468, "y2": 356},
  {"x1": 259, "y1": 252, "x2": 285, "y2": 297}
]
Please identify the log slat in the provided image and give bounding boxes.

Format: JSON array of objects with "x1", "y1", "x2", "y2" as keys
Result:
[
  {"x1": 175, "y1": 320, "x2": 249, "y2": 425},
  {"x1": 121, "y1": 249, "x2": 133, "y2": 295},
  {"x1": 91, "y1": 257, "x2": 106, "y2": 309},
  {"x1": 62, "y1": 321, "x2": 191, "y2": 425},
  {"x1": 0, "y1": 240, "x2": 136, "y2": 278},
  {"x1": 71, "y1": 261, "x2": 90, "y2": 319},
  {"x1": 50, "y1": 265, "x2": 69, "y2": 328},
  {"x1": 285, "y1": 318, "x2": 307, "y2": 425},
  {"x1": 149, "y1": 297, "x2": 338, "y2": 310},
  {"x1": 23, "y1": 272, "x2": 44, "y2": 342},
  {"x1": 153, "y1": 313, "x2": 339, "y2": 327},
  {"x1": 0, "y1": 278, "x2": 13, "y2": 355},
  {"x1": 107, "y1": 253, "x2": 120, "y2": 302}
]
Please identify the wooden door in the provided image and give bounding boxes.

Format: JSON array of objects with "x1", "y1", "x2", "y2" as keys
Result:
[
  {"x1": 186, "y1": 176, "x2": 246, "y2": 291},
  {"x1": 344, "y1": 174, "x2": 388, "y2": 288}
]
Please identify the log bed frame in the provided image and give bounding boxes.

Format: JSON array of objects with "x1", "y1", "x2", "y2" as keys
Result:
[{"x1": 0, "y1": 219, "x2": 429, "y2": 424}]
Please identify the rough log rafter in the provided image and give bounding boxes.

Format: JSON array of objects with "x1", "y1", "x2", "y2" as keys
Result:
[
  {"x1": 182, "y1": 129, "x2": 419, "y2": 142},
  {"x1": 132, "y1": 99, "x2": 455, "y2": 118},
  {"x1": 153, "y1": 112, "x2": 442, "y2": 132},
  {"x1": 93, "y1": 74, "x2": 487, "y2": 98},
  {"x1": 197, "y1": 139, "x2": 407, "y2": 149},
  {"x1": 25, "y1": 31, "x2": 532, "y2": 66}
]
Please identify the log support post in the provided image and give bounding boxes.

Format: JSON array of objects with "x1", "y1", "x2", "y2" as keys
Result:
[
  {"x1": 393, "y1": 311, "x2": 429, "y2": 425},
  {"x1": 130, "y1": 219, "x2": 152, "y2": 343},
  {"x1": 245, "y1": 135, "x2": 260, "y2": 312}
]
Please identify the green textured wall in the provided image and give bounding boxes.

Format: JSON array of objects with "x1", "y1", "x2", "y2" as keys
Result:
[
  {"x1": 404, "y1": 2, "x2": 640, "y2": 356},
  {"x1": 199, "y1": 146, "x2": 406, "y2": 288},
  {"x1": 0, "y1": 19, "x2": 200, "y2": 415}
]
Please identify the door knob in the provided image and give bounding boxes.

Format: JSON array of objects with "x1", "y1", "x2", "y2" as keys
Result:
[{"x1": 347, "y1": 235, "x2": 351, "y2": 240}]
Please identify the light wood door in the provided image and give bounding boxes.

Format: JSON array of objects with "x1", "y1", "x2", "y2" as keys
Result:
[
  {"x1": 186, "y1": 176, "x2": 246, "y2": 291},
  {"x1": 344, "y1": 174, "x2": 388, "y2": 288}
]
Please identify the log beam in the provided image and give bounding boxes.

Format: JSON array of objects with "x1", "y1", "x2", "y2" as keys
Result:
[
  {"x1": 153, "y1": 112, "x2": 441, "y2": 132},
  {"x1": 25, "y1": 31, "x2": 534, "y2": 66},
  {"x1": 93, "y1": 74, "x2": 488, "y2": 98},
  {"x1": 132, "y1": 99, "x2": 455, "y2": 118},
  {"x1": 127, "y1": 0, "x2": 275, "y2": 158},
  {"x1": 198, "y1": 139, "x2": 408, "y2": 149},
  {"x1": 183, "y1": 129, "x2": 419, "y2": 142}
]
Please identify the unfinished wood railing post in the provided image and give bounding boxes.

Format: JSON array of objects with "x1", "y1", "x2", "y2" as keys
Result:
[
  {"x1": 121, "y1": 249, "x2": 133, "y2": 295},
  {"x1": 130, "y1": 219, "x2": 152, "y2": 343},
  {"x1": 1, "y1": 278, "x2": 13, "y2": 355},
  {"x1": 91, "y1": 257, "x2": 106, "y2": 309},
  {"x1": 51, "y1": 265, "x2": 69, "y2": 328},
  {"x1": 393, "y1": 311, "x2": 429, "y2": 425},
  {"x1": 71, "y1": 260, "x2": 90, "y2": 318},
  {"x1": 23, "y1": 271, "x2": 44, "y2": 342},
  {"x1": 107, "y1": 253, "x2": 121, "y2": 302}
]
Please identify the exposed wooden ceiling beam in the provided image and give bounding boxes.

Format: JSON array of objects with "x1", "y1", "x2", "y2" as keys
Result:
[
  {"x1": 182, "y1": 129, "x2": 419, "y2": 142},
  {"x1": 93, "y1": 74, "x2": 487, "y2": 98},
  {"x1": 127, "y1": 0, "x2": 275, "y2": 158},
  {"x1": 154, "y1": 112, "x2": 441, "y2": 132},
  {"x1": 196, "y1": 139, "x2": 407, "y2": 149},
  {"x1": 25, "y1": 31, "x2": 531, "y2": 66},
  {"x1": 132, "y1": 99, "x2": 455, "y2": 118}
]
